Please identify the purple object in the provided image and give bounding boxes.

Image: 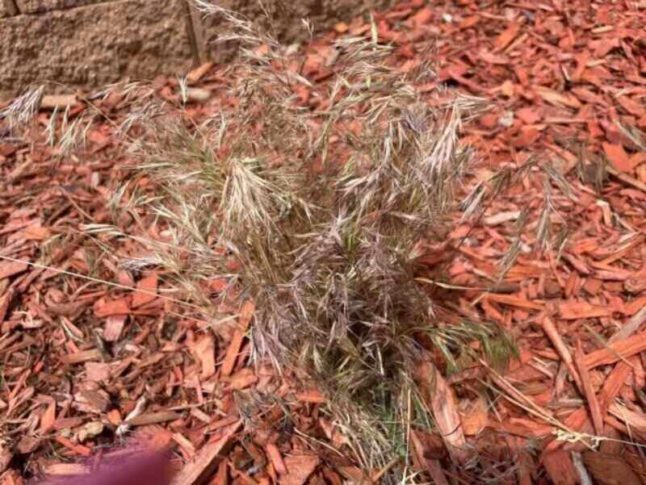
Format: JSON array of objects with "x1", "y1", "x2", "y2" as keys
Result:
[{"x1": 41, "y1": 449, "x2": 172, "y2": 485}]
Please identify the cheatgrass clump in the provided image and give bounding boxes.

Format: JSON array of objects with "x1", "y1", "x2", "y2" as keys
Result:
[
  {"x1": 0, "y1": 86, "x2": 44, "y2": 132},
  {"x1": 112, "y1": 5, "x2": 519, "y2": 472}
]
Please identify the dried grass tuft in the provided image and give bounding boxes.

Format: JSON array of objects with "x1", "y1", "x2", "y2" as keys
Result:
[
  {"x1": 0, "y1": 86, "x2": 44, "y2": 133},
  {"x1": 109, "y1": 5, "x2": 521, "y2": 475}
]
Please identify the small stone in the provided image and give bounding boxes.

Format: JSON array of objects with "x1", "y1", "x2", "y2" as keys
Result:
[
  {"x1": 186, "y1": 88, "x2": 212, "y2": 103},
  {"x1": 498, "y1": 111, "x2": 514, "y2": 127},
  {"x1": 77, "y1": 421, "x2": 104, "y2": 442},
  {"x1": 333, "y1": 22, "x2": 349, "y2": 34}
]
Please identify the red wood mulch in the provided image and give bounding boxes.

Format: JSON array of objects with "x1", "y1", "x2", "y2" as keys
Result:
[{"x1": 1, "y1": 0, "x2": 644, "y2": 483}]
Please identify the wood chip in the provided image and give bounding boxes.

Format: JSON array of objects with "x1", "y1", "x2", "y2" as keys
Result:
[
  {"x1": 574, "y1": 343, "x2": 604, "y2": 435},
  {"x1": 220, "y1": 329, "x2": 244, "y2": 378},
  {"x1": 543, "y1": 450, "x2": 579, "y2": 485},
  {"x1": 220, "y1": 301, "x2": 254, "y2": 377},
  {"x1": 226, "y1": 368, "x2": 258, "y2": 390},
  {"x1": 60, "y1": 349, "x2": 102, "y2": 365},
  {"x1": 494, "y1": 22, "x2": 521, "y2": 50},
  {"x1": 583, "y1": 331, "x2": 646, "y2": 369},
  {"x1": 540, "y1": 317, "x2": 583, "y2": 392},
  {"x1": 171, "y1": 421, "x2": 240, "y2": 485},
  {"x1": 583, "y1": 451, "x2": 642, "y2": 485},
  {"x1": 535, "y1": 86, "x2": 582, "y2": 109},
  {"x1": 265, "y1": 443, "x2": 287, "y2": 475},
  {"x1": 602, "y1": 142, "x2": 632, "y2": 173},
  {"x1": 132, "y1": 272, "x2": 158, "y2": 308},
  {"x1": 280, "y1": 454, "x2": 320, "y2": 485},
  {"x1": 483, "y1": 210, "x2": 521, "y2": 226},
  {"x1": 559, "y1": 301, "x2": 613, "y2": 320},
  {"x1": 609, "y1": 307, "x2": 646, "y2": 343},
  {"x1": 85, "y1": 362, "x2": 110, "y2": 382},
  {"x1": 485, "y1": 293, "x2": 544, "y2": 310},
  {"x1": 126, "y1": 411, "x2": 181, "y2": 426},
  {"x1": 44, "y1": 463, "x2": 89, "y2": 476},
  {"x1": 295, "y1": 389, "x2": 326, "y2": 404},
  {"x1": 40, "y1": 94, "x2": 79, "y2": 109},
  {"x1": 193, "y1": 334, "x2": 216, "y2": 379},
  {"x1": 187, "y1": 62, "x2": 214, "y2": 84},
  {"x1": 0, "y1": 288, "x2": 15, "y2": 324},
  {"x1": 94, "y1": 297, "x2": 130, "y2": 317},
  {"x1": 0, "y1": 260, "x2": 29, "y2": 280},
  {"x1": 428, "y1": 365, "x2": 468, "y2": 463},
  {"x1": 103, "y1": 314, "x2": 127, "y2": 342}
]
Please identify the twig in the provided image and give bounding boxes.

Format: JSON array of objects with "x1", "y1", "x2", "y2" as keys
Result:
[
  {"x1": 0, "y1": 254, "x2": 203, "y2": 311},
  {"x1": 605, "y1": 164, "x2": 646, "y2": 192},
  {"x1": 609, "y1": 307, "x2": 646, "y2": 343},
  {"x1": 539, "y1": 317, "x2": 583, "y2": 392},
  {"x1": 573, "y1": 341, "x2": 604, "y2": 435}
]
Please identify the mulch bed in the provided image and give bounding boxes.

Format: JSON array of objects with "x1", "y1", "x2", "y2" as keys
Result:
[{"x1": 1, "y1": 0, "x2": 644, "y2": 483}]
